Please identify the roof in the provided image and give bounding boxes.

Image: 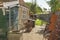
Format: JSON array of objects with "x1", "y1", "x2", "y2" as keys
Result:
[
  {"x1": 0, "y1": 0, "x2": 29, "y2": 9},
  {"x1": 3, "y1": 1, "x2": 19, "y2": 8},
  {"x1": 0, "y1": 1, "x2": 19, "y2": 8},
  {"x1": 38, "y1": 14, "x2": 52, "y2": 22}
]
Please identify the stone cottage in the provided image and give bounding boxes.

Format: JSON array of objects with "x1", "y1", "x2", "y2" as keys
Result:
[
  {"x1": 0, "y1": 0, "x2": 30, "y2": 32},
  {"x1": 18, "y1": 0, "x2": 29, "y2": 30}
]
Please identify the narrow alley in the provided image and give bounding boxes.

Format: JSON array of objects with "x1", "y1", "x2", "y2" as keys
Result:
[{"x1": 22, "y1": 25, "x2": 47, "y2": 40}]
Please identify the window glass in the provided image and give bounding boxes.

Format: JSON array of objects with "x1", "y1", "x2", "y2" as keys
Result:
[{"x1": 10, "y1": 7, "x2": 18, "y2": 30}]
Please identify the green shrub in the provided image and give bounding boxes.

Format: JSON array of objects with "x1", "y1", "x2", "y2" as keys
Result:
[
  {"x1": 35, "y1": 19, "x2": 48, "y2": 26},
  {"x1": 35, "y1": 19, "x2": 43, "y2": 26}
]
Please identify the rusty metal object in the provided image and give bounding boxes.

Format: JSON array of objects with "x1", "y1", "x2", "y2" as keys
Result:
[
  {"x1": 48, "y1": 14, "x2": 57, "y2": 31},
  {"x1": 47, "y1": 12, "x2": 60, "y2": 40}
]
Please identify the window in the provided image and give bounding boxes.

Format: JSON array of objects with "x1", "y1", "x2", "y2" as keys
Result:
[
  {"x1": 10, "y1": 7, "x2": 18, "y2": 30},
  {"x1": 22, "y1": 8, "x2": 27, "y2": 19}
]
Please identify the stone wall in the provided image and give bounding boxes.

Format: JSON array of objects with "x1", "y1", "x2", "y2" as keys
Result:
[
  {"x1": 8, "y1": 33, "x2": 23, "y2": 40},
  {"x1": 18, "y1": 5, "x2": 29, "y2": 30}
]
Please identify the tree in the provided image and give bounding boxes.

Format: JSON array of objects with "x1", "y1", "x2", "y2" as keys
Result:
[
  {"x1": 30, "y1": 2, "x2": 36, "y2": 14},
  {"x1": 48, "y1": 0, "x2": 60, "y2": 12},
  {"x1": 25, "y1": 2, "x2": 42, "y2": 14}
]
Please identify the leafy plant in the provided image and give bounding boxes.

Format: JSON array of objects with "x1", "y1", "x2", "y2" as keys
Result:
[
  {"x1": 48, "y1": 0, "x2": 60, "y2": 12},
  {"x1": 25, "y1": 2, "x2": 42, "y2": 14}
]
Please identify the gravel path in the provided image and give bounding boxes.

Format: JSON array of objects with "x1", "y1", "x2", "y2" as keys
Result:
[{"x1": 22, "y1": 25, "x2": 47, "y2": 40}]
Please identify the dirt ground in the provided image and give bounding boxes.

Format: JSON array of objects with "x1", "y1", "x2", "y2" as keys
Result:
[
  {"x1": 7, "y1": 25, "x2": 47, "y2": 40},
  {"x1": 22, "y1": 25, "x2": 47, "y2": 40}
]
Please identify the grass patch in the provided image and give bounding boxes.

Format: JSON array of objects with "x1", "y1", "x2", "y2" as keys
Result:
[
  {"x1": 35, "y1": 19, "x2": 48, "y2": 26},
  {"x1": 35, "y1": 19, "x2": 43, "y2": 26}
]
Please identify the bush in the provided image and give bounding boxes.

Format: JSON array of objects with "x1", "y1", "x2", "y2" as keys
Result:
[
  {"x1": 35, "y1": 19, "x2": 43, "y2": 26},
  {"x1": 35, "y1": 19, "x2": 48, "y2": 26}
]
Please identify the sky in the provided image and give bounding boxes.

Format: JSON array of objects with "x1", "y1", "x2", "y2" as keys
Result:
[{"x1": 24, "y1": 0, "x2": 51, "y2": 11}]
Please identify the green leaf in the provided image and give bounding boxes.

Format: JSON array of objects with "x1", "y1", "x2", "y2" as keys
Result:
[{"x1": 25, "y1": 2, "x2": 42, "y2": 14}]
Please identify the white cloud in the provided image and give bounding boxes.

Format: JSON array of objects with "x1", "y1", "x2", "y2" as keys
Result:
[{"x1": 24, "y1": 0, "x2": 51, "y2": 10}]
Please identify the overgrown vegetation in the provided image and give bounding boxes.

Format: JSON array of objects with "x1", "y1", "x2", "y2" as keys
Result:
[
  {"x1": 48, "y1": 0, "x2": 60, "y2": 12},
  {"x1": 25, "y1": 2, "x2": 42, "y2": 14},
  {"x1": 35, "y1": 19, "x2": 48, "y2": 26},
  {"x1": 35, "y1": 19, "x2": 43, "y2": 26},
  {"x1": 25, "y1": 2, "x2": 48, "y2": 26}
]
